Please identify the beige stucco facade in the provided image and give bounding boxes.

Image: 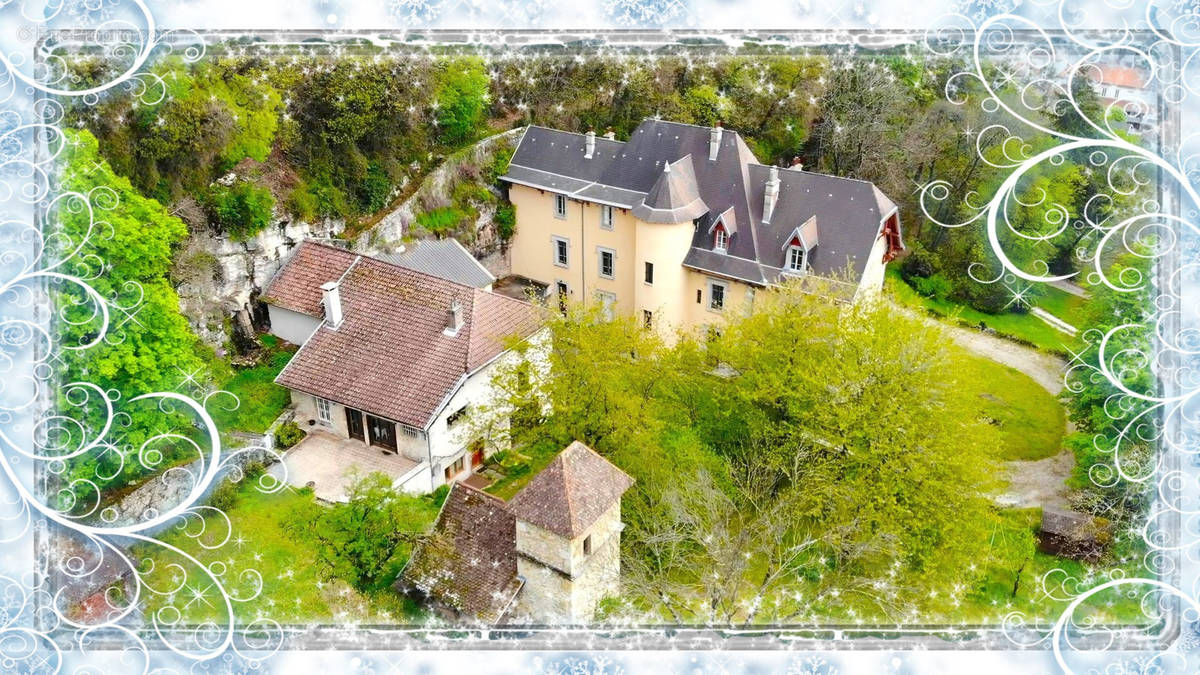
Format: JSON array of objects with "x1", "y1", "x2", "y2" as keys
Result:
[
  {"x1": 508, "y1": 184, "x2": 888, "y2": 333},
  {"x1": 514, "y1": 500, "x2": 623, "y2": 623}
]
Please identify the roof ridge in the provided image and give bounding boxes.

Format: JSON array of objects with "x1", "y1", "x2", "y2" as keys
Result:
[{"x1": 748, "y1": 162, "x2": 880, "y2": 187}]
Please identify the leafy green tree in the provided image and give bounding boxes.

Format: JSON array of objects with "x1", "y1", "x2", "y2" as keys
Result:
[
  {"x1": 435, "y1": 58, "x2": 490, "y2": 146},
  {"x1": 55, "y1": 129, "x2": 212, "y2": 492},
  {"x1": 205, "y1": 181, "x2": 277, "y2": 239},
  {"x1": 287, "y1": 473, "x2": 440, "y2": 592}
]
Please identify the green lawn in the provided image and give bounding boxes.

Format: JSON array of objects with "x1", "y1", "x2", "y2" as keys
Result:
[
  {"x1": 953, "y1": 347, "x2": 1066, "y2": 461},
  {"x1": 209, "y1": 335, "x2": 296, "y2": 435},
  {"x1": 886, "y1": 268, "x2": 1081, "y2": 355},
  {"x1": 133, "y1": 480, "x2": 425, "y2": 626},
  {"x1": 1035, "y1": 284, "x2": 1089, "y2": 328}
]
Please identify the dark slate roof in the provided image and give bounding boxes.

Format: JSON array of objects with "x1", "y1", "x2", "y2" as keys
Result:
[
  {"x1": 379, "y1": 238, "x2": 496, "y2": 289},
  {"x1": 502, "y1": 120, "x2": 900, "y2": 286},
  {"x1": 508, "y1": 441, "x2": 634, "y2": 539},
  {"x1": 272, "y1": 241, "x2": 542, "y2": 429},
  {"x1": 632, "y1": 156, "x2": 709, "y2": 223},
  {"x1": 403, "y1": 484, "x2": 521, "y2": 624}
]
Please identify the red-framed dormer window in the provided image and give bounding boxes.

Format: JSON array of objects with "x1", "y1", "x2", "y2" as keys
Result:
[{"x1": 714, "y1": 226, "x2": 729, "y2": 253}]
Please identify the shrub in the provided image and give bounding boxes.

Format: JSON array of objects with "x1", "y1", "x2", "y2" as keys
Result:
[
  {"x1": 206, "y1": 182, "x2": 276, "y2": 239},
  {"x1": 911, "y1": 273, "x2": 952, "y2": 300},
  {"x1": 415, "y1": 206, "x2": 469, "y2": 234},
  {"x1": 494, "y1": 202, "x2": 516, "y2": 241},
  {"x1": 358, "y1": 162, "x2": 393, "y2": 213},
  {"x1": 900, "y1": 241, "x2": 939, "y2": 280},
  {"x1": 286, "y1": 186, "x2": 319, "y2": 222},
  {"x1": 274, "y1": 421, "x2": 305, "y2": 450},
  {"x1": 210, "y1": 479, "x2": 240, "y2": 511}
]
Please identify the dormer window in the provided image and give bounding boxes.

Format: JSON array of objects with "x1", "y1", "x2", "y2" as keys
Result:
[
  {"x1": 714, "y1": 227, "x2": 728, "y2": 253},
  {"x1": 787, "y1": 245, "x2": 806, "y2": 273}
]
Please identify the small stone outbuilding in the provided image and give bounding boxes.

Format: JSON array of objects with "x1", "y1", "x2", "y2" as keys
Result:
[{"x1": 1037, "y1": 507, "x2": 1114, "y2": 562}]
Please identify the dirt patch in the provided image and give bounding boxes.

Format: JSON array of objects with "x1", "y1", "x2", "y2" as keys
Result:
[{"x1": 996, "y1": 449, "x2": 1075, "y2": 510}]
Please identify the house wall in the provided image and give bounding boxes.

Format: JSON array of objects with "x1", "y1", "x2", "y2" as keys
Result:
[
  {"x1": 854, "y1": 220, "x2": 891, "y2": 300},
  {"x1": 266, "y1": 305, "x2": 321, "y2": 346},
  {"x1": 681, "y1": 269, "x2": 758, "y2": 330},
  {"x1": 515, "y1": 500, "x2": 623, "y2": 623}
]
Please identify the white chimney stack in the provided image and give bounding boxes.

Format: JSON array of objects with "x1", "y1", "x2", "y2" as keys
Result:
[
  {"x1": 445, "y1": 299, "x2": 464, "y2": 336},
  {"x1": 762, "y1": 167, "x2": 780, "y2": 224},
  {"x1": 321, "y1": 281, "x2": 343, "y2": 328},
  {"x1": 585, "y1": 129, "x2": 596, "y2": 159},
  {"x1": 791, "y1": 156, "x2": 804, "y2": 171},
  {"x1": 708, "y1": 122, "x2": 723, "y2": 161},
  {"x1": 603, "y1": 127, "x2": 616, "y2": 140}
]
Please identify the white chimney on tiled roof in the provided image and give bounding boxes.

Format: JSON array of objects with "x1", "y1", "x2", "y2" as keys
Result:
[
  {"x1": 708, "y1": 121, "x2": 723, "y2": 161},
  {"x1": 584, "y1": 128, "x2": 596, "y2": 159},
  {"x1": 445, "y1": 299, "x2": 464, "y2": 336},
  {"x1": 603, "y1": 126, "x2": 616, "y2": 140},
  {"x1": 321, "y1": 281, "x2": 343, "y2": 328},
  {"x1": 762, "y1": 166, "x2": 781, "y2": 224},
  {"x1": 790, "y1": 156, "x2": 804, "y2": 171}
]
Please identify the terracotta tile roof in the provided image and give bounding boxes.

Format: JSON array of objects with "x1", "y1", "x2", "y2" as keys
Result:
[
  {"x1": 272, "y1": 240, "x2": 542, "y2": 429},
  {"x1": 404, "y1": 484, "x2": 520, "y2": 623},
  {"x1": 508, "y1": 441, "x2": 634, "y2": 539},
  {"x1": 261, "y1": 240, "x2": 358, "y2": 317}
]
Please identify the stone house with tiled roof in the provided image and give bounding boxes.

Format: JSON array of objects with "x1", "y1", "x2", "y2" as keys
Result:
[
  {"x1": 501, "y1": 119, "x2": 904, "y2": 330},
  {"x1": 262, "y1": 240, "x2": 545, "y2": 494},
  {"x1": 401, "y1": 441, "x2": 634, "y2": 624}
]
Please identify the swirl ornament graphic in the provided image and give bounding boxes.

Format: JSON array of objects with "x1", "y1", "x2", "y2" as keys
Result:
[
  {"x1": 0, "y1": 1, "x2": 286, "y2": 671},
  {"x1": 921, "y1": 4, "x2": 1199, "y2": 673}
]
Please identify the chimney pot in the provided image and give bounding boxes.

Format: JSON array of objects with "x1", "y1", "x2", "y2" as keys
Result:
[
  {"x1": 762, "y1": 167, "x2": 781, "y2": 224},
  {"x1": 708, "y1": 123, "x2": 724, "y2": 162},
  {"x1": 584, "y1": 129, "x2": 596, "y2": 159},
  {"x1": 321, "y1": 281, "x2": 343, "y2": 328},
  {"x1": 603, "y1": 127, "x2": 616, "y2": 140},
  {"x1": 791, "y1": 156, "x2": 804, "y2": 171},
  {"x1": 446, "y1": 299, "x2": 464, "y2": 335}
]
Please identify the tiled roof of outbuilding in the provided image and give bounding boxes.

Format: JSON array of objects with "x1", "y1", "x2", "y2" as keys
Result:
[{"x1": 507, "y1": 441, "x2": 634, "y2": 539}]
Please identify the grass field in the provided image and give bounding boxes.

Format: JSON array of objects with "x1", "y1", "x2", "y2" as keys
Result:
[
  {"x1": 209, "y1": 335, "x2": 296, "y2": 435},
  {"x1": 133, "y1": 480, "x2": 425, "y2": 626},
  {"x1": 886, "y1": 268, "x2": 1082, "y2": 355},
  {"x1": 954, "y1": 348, "x2": 1066, "y2": 461}
]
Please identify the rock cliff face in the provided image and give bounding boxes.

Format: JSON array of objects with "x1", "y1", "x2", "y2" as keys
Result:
[
  {"x1": 173, "y1": 128, "x2": 522, "y2": 352},
  {"x1": 173, "y1": 216, "x2": 343, "y2": 351}
]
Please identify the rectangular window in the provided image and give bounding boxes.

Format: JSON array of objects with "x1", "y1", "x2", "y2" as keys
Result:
[
  {"x1": 598, "y1": 292, "x2": 616, "y2": 321},
  {"x1": 316, "y1": 397, "x2": 332, "y2": 425},
  {"x1": 788, "y1": 245, "x2": 805, "y2": 272},
  {"x1": 600, "y1": 205, "x2": 614, "y2": 230},
  {"x1": 715, "y1": 228, "x2": 729, "y2": 253},
  {"x1": 745, "y1": 288, "x2": 756, "y2": 316},
  {"x1": 598, "y1": 248, "x2": 615, "y2": 279},
  {"x1": 553, "y1": 237, "x2": 569, "y2": 267},
  {"x1": 696, "y1": 289, "x2": 702, "y2": 304},
  {"x1": 708, "y1": 280, "x2": 727, "y2": 311},
  {"x1": 644, "y1": 261, "x2": 654, "y2": 285},
  {"x1": 583, "y1": 535, "x2": 593, "y2": 555},
  {"x1": 643, "y1": 310, "x2": 653, "y2": 328},
  {"x1": 554, "y1": 194, "x2": 567, "y2": 218},
  {"x1": 444, "y1": 456, "x2": 467, "y2": 480},
  {"x1": 447, "y1": 405, "x2": 469, "y2": 428}
]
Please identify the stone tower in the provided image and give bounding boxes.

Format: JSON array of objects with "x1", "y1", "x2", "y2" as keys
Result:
[{"x1": 507, "y1": 441, "x2": 634, "y2": 623}]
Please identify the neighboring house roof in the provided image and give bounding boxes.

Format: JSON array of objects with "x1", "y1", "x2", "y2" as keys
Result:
[
  {"x1": 507, "y1": 441, "x2": 634, "y2": 539},
  {"x1": 378, "y1": 238, "x2": 496, "y2": 289},
  {"x1": 261, "y1": 241, "x2": 358, "y2": 317},
  {"x1": 270, "y1": 240, "x2": 542, "y2": 429},
  {"x1": 404, "y1": 484, "x2": 521, "y2": 624},
  {"x1": 1087, "y1": 65, "x2": 1148, "y2": 90},
  {"x1": 502, "y1": 119, "x2": 900, "y2": 286}
]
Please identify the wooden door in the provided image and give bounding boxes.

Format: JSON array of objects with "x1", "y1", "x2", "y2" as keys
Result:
[
  {"x1": 345, "y1": 407, "x2": 365, "y2": 442},
  {"x1": 367, "y1": 414, "x2": 398, "y2": 452}
]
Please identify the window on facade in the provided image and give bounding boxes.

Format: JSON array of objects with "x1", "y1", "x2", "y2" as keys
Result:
[
  {"x1": 399, "y1": 423, "x2": 424, "y2": 439},
  {"x1": 787, "y1": 245, "x2": 805, "y2": 272},
  {"x1": 447, "y1": 405, "x2": 469, "y2": 428},
  {"x1": 316, "y1": 397, "x2": 332, "y2": 425},
  {"x1": 583, "y1": 535, "x2": 593, "y2": 555},
  {"x1": 708, "y1": 280, "x2": 727, "y2": 311},
  {"x1": 554, "y1": 194, "x2": 567, "y2": 218},
  {"x1": 643, "y1": 310, "x2": 653, "y2": 328},
  {"x1": 598, "y1": 292, "x2": 616, "y2": 321},
  {"x1": 714, "y1": 227, "x2": 729, "y2": 252},
  {"x1": 553, "y1": 237, "x2": 569, "y2": 267},
  {"x1": 696, "y1": 289, "x2": 702, "y2": 304},
  {"x1": 600, "y1": 205, "x2": 614, "y2": 230},
  {"x1": 445, "y1": 455, "x2": 467, "y2": 480},
  {"x1": 644, "y1": 261, "x2": 654, "y2": 285},
  {"x1": 599, "y1": 248, "x2": 615, "y2": 279}
]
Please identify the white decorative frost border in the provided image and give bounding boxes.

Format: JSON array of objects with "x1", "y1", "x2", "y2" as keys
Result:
[{"x1": 0, "y1": 1, "x2": 1194, "y2": 673}]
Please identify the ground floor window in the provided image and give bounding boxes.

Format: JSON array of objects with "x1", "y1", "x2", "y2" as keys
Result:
[
  {"x1": 444, "y1": 455, "x2": 467, "y2": 481},
  {"x1": 598, "y1": 291, "x2": 616, "y2": 321},
  {"x1": 316, "y1": 397, "x2": 333, "y2": 425},
  {"x1": 708, "y1": 279, "x2": 728, "y2": 311}
]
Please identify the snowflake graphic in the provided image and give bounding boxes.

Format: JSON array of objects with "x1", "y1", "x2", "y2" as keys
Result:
[
  {"x1": 388, "y1": 0, "x2": 446, "y2": 23},
  {"x1": 953, "y1": 0, "x2": 1023, "y2": 23},
  {"x1": 603, "y1": 0, "x2": 688, "y2": 26},
  {"x1": 787, "y1": 655, "x2": 839, "y2": 675}
]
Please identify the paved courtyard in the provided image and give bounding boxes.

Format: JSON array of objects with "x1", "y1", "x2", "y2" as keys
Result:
[{"x1": 269, "y1": 430, "x2": 420, "y2": 502}]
